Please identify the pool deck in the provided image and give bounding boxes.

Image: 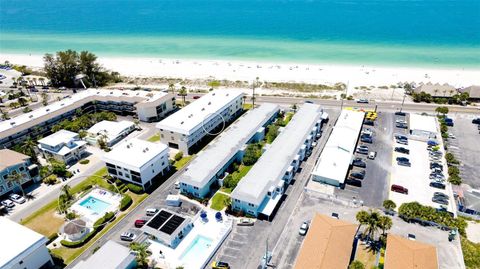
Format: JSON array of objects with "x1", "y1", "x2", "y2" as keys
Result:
[
  {"x1": 148, "y1": 209, "x2": 233, "y2": 269},
  {"x1": 70, "y1": 188, "x2": 122, "y2": 225}
]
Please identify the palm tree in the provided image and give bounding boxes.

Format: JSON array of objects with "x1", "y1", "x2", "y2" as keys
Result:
[
  {"x1": 6, "y1": 171, "x2": 27, "y2": 197},
  {"x1": 168, "y1": 83, "x2": 175, "y2": 95},
  {"x1": 18, "y1": 97, "x2": 28, "y2": 107},
  {"x1": 130, "y1": 242, "x2": 151, "y2": 269},
  {"x1": 178, "y1": 86, "x2": 187, "y2": 106},
  {"x1": 61, "y1": 184, "x2": 72, "y2": 201},
  {"x1": 38, "y1": 77, "x2": 45, "y2": 86},
  {"x1": 0, "y1": 109, "x2": 9, "y2": 120},
  {"x1": 20, "y1": 137, "x2": 38, "y2": 163},
  {"x1": 378, "y1": 216, "x2": 393, "y2": 236},
  {"x1": 434, "y1": 89, "x2": 439, "y2": 97}
]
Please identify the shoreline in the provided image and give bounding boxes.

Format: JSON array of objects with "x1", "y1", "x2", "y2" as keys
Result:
[{"x1": 1, "y1": 53, "x2": 479, "y2": 89}]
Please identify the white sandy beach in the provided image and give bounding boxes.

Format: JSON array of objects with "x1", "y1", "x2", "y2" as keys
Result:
[{"x1": 1, "y1": 53, "x2": 479, "y2": 90}]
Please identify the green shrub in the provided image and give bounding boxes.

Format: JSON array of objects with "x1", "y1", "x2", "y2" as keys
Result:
[
  {"x1": 79, "y1": 159, "x2": 90, "y2": 165},
  {"x1": 127, "y1": 183, "x2": 144, "y2": 194},
  {"x1": 120, "y1": 185, "x2": 129, "y2": 193},
  {"x1": 65, "y1": 212, "x2": 77, "y2": 220},
  {"x1": 119, "y1": 195, "x2": 133, "y2": 211},
  {"x1": 115, "y1": 179, "x2": 123, "y2": 186},
  {"x1": 81, "y1": 184, "x2": 93, "y2": 192},
  {"x1": 47, "y1": 233, "x2": 59, "y2": 244},
  {"x1": 43, "y1": 175, "x2": 58, "y2": 185},
  {"x1": 174, "y1": 151, "x2": 184, "y2": 161}
]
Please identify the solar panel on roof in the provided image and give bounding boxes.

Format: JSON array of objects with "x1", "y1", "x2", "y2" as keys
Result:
[
  {"x1": 160, "y1": 215, "x2": 185, "y2": 235},
  {"x1": 146, "y1": 210, "x2": 172, "y2": 229}
]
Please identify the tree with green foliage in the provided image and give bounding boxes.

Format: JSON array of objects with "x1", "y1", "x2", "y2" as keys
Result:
[
  {"x1": 130, "y1": 242, "x2": 151, "y2": 269},
  {"x1": 178, "y1": 86, "x2": 187, "y2": 106},
  {"x1": 242, "y1": 143, "x2": 262, "y2": 166},
  {"x1": 265, "y1": 125, "x2": 279, "y2": 144},
  {"x1": 378, "y1": 215, "x2": 393, "y2": 236},
  {"x1": 41, "y1": 92, "x2": 48, "y2": 106},
  {"x1": 6, "y1": 171, "x2": 27, "y2": 197},
  {"x1": 174, "y1": 151, "x2": 184, "y2": 161},
  {"x1": 17, "y1": 97, "x2": 28, "y2": 107},
  {"x1": 14, "y1": 136, "x2": 39, "y2": 163},
  {"x1": 383, "y1": 199, "x2": 397, "y2": 212},
  {"x1": 435, "y1": 106, "x2": 449, "y2": 116},
  {"x1": 43, "y1": 50, "x2": 121, "y2": 88},
  {"x1": 0, "y1": 109, "x2": 9, "y2": 120},
  {"x1": 349, "y1": 260, "x2": 365, "y2": 269}
]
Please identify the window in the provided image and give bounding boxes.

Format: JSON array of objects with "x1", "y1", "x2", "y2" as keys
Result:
[
  {"x1": 19, "y1": 167, "x2": 25, "y2": 171},
  {"x1": 118, "y1": 172, "x2": 123, "y2": 176},
  {"x1": 152, "y1": 169, "x2": 155, "y2": 173},
  {"x1": 194, "y1": 187, "x2": 199, "y2": 190}
]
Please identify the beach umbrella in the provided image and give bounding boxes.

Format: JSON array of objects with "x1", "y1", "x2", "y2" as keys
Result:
[
  {"x1": 215, "y1": 212, "x2": 222, "y2": 220},
  {"x1": 200, "y1": 211, "x2": 207, "y2": 219}
]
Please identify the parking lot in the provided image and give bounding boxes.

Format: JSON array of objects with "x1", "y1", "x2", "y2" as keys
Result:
[
  {"x1": 445, "y1": 114, "x2": 480, "y2": 189},
  {"x1": 334, "y1": 111, "x2": 394, "y2": 207},
  {"x1": 271, "y1": 192, "x2": 465, "y2": 269},
  {"x1": 389, "y1": 138, "x2": 456, "y2": 213}
]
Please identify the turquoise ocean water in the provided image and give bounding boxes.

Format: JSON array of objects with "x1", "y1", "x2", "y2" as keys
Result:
[{"x1": 0, "y1": 0, "x2": 479, "y2": 68}]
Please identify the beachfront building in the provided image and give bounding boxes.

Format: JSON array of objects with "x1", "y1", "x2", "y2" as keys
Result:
[
  {"x1": 85, "y1": 120, "x2": 136, "y2": 147},
  {"x1": 179, "y1": 103, "x2": 279, "y2": 198},
  {"x1": 384, "y1": 234, "x2": 438, "y2": 269},
  {"x1": 141, "y1": 209, "x2": 193, "y2": 248},
  {"x1": 102, "y1": 138, "x2": 170, "y2": 190},
  {"x1": 293, "y1": 214, "x2": 357, "y2": 269},
  {"x1": 311, "y1": 110, "x2": 365, "y2": 187},
  {"x1": 459, "y1": 85, "x2": 480, "y2": 101},
  {"x1": 409, "y1": 114, "x2": 438, "y2": 139},
  {"x1": 72, "y1": 240, "x2": 136, "y2": 269},
  {"x1": 0, "y1": 217, "x2": 53, "y2": 269},
  {"x1": 413, "y1": 83, "x2": 457, "y2": 97},
  {"x1": 38, "y1": 130, "x2": 87, "y2": 164},
  {"x1": 0, "y1": 88, "x2": 175, "y2": 148},
  {"x1": 230, "y1": 103, "x2": 323, "y2": 219},
  {"x1": 0, "y1": 149, "x2": 40, "y2": 196},
  {"x1": 156, "y1": 89, "x2": 244, "y2": 154}
]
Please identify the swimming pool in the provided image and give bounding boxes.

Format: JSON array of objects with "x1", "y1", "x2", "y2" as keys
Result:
[
  {"x1": 179, "y1": 235, "x2": 213, "y2": 266},
  {"x1": 79, "y1": 196, "x2": 111, "y2": 215}
]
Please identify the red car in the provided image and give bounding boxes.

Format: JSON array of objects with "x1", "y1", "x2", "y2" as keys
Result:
[
  {"x1": 134, "y1": 219, "x2": 147, "y2": 228},
  {"x1": 391, "y1": 184, "x2": 408, "y2": 195},
  {"x1": 193, "y1": 96, "x2": 200, "y2": 99}
]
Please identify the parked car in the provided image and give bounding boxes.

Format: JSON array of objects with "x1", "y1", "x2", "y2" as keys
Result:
[
  {"x1": 364, "y1": 120, "x2": 375, "y2": 126},
  {"x1": 396, "y1": 157, "x2": 409, "y2": 163},
  {"x1": 212, "y1": 261, "x2": 231, "y2": 269},
  {"x1": 427, "y1": 140, "x2": 439, "y2": 146},
  {"x1": 391, "y1": 184, "x2": 408, "y2": 194},
  {"x1": 120, "y1": 232, "x2": 136, "y2": 241},
  {"x1": 1, "y1": 199, "x2": 15, "y2": 208},
  {"x1": 396, "y1": 139, "x2": 408, "y2": 145},
  {"x1": 368, "y1": 151, "x2": 377, "y2": 160},
  {"x1": 430, "y1": 182, "x2": 446, "y2": 190},
  {"x1": 357, "y1": 146, "x2": 369, "y2": 154},
  {"x1": 146, "y1": 208, "x2": 159, "y2": 216},
  {"x1": 472, "y1": 118, "x2": 480, "y2": 124},
  {"x1": 408, "y1": 234, "x2": 416, "y2": 240},
  {"x1": 357, "y1": 98, "x2": 369, "y2": 103},
  {"x1": 432, "y1": 197, "x2": 449, "y2": 205},
  {"x1": 174, "y1": 181, "x2": 180, "y2": 189},
  {"x1": 42, "y1": 86, "x2": 49, "y2": 90},
  {"x1": 395, "y1": 111, "x2": 406, "y2": 116},
  {"x1": 395, "y1": 147, "x2": 410, "y2": 154},
  {"x1": 345, "y1": 178, "x2": 362, "y2": 187},
  {"x1": 331, "y1": 212, "x2": 339, "y2": 219},
  {"x1": 237, "y1": 218, "x2": 254, "y2": 226},
  {"x1": 448, "y1": 133, "x2": 456, "y2": 139},
  {"x1": 395, "y1": 119, "x2": 407, "y2": 125},
  {"x1": 433, "y1": 192, "x2": 449, "y2": 200},
  {"x1": 351, "y1": 171, "x2": 365, "y2": 180},
  {"x1": 397, "y1": 160, "x2": 411, "y2": 167},
  {"x1": 299, "y1": 221, "x2": 309, "y2": 236},
  {"x1": 9, "y1": 194, "x2": 26, "y2": 204},
  {"x1": 430, "y1": 162, "x2": 443, "y2": 169},
  {"x1": 396, "y1": 123, "x2": 408, "y2": 129},
  {"x1": 361, "y1": 136, "x2": 373, "y2": 143},
  {"x1": 395, "y1": 134, "x2": 408, "y2": 140},
  {"x1": 193, "y1": 96, "x2": 201, "y2": 99},
  {"x1": 362, "y1": 128, "x2": 373, "y2": 136},
  {"x1": 134, "y1": 219, "x2": 148, "y2": 228},
  {"x1": 352, "y1": 158, "x2": 366, "y2": 168},
  {"x1": 304, "y1": 100, "x2": 314, "y2": 104}
]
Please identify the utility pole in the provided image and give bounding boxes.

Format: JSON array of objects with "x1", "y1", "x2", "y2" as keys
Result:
[
  {"x1": 252, "y1": 77, "x2": 259, "y2": 108},
  {"x1": 400, "y1": 93, "x2": 407, "y2": 112}
]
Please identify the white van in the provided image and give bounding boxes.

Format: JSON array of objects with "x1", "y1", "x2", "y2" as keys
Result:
[
  {"x1": 146, "y1": 208, "x2": 159, "y2": 216},
  {"x1": 166, "y1": 195, "x2": 181, "y2": 207}
]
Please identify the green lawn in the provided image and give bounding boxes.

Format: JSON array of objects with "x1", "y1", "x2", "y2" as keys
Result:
[
  {"x1": 243, "y1": 103, "x2": 253, "y2": 110},
  {"x1": 462, "y1": 237, "x2": 480, "y2": 269},
  {"x1": 70, "y1": 168, "x2": 108, "y2": 194},
  {"x1": 174, "y1": 155, "x2": 194, "y2": 170},
  {"x1": 147, "y1": 133, "x2": 161, "y2": 142},
  {"x1": 210, "y1": 193, "x2": 230, "y2": 211},
  {"x1": 220, "y1": 165, "x2": 252, "y2": 193}
]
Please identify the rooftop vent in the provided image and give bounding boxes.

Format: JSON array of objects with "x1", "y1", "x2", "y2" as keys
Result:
[
  {"x1": 208, "y1": 102, "x2": 211, "y2": 105},
  {"x1": 60, "y1": 103, "x2": 64, "y2": 106},
  {"x1": 110, "y1": 91, "x2": 113, "y2": 94},
  {"x1": 226, "y1": 93, "x2": 229, "y2": 96},
  {"x1": 97, "y1": 92, "x2": 100, "y2": 94},
  {"x1": 212, "y1": 93, "x2": 215, "y2": 96},
  {"x1": 10, "y1": 122, "x2": 15, "y2": 125},
  {"x1": 201, "y1": 108, "x2": 205, "y2": 111},
  {"x1": 29, "y1": 115, "x2": 33, "y2": 118},
  {"x1": 46, "y1": 109, "x2": 50, "y2": 112},
  {"x1": 180, "y1": 121, "x2": 184, "y2": 124},
  {"x1": 127, "y1": 145, "x2": 130, "y2": 149}
]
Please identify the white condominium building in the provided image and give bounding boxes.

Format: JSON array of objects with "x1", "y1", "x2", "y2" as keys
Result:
[
  {"x1": 0, "y1": 217, "x2": 53, "y2": 269},
  {"x1": 0, "y1": 88, "x2": 175, "y2": 148},
  {"x1": 85, "y1": 120, "x2": 136, "y2": 147},
  {"x1": 37, "y1": 130, "x2": 87, "y2": 165},
  {"x1": 231, "y1": 103, "x2": 323, "y2": 220},
  {"x1": 156, "y1": 89, "x2": 244, "y2": 154},
  {"x1": 102, "y1": 138, "x2": 170, "y2": 190},
  {"x1": 179, "y1": 103, "x2": 280, "y2": 198}
]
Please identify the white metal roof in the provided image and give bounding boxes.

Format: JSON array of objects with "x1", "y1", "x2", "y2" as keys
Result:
[
  {"x1": 72, "y1": 240, "x2": 135, "y2": 269},
  {"x1": 87, "y1": 120, "x2": 135, "y2": 143},
  {"x1": 38, "y1": 129, "x2": 79, "y2": 147},
  {"x1": 0, "y1": 88, "x2": 169, "y2": 134},
  {"x1": 156, "y1": 89, "x2": 244, "y2": 135},
  {"x1": 311, "y1": 110, "x2": 365, "y2": 184},
  {"x1": 0, "y1": 217, "x2": 47, "y2": 268},
  {"x1": 231, "y1": 103, "x2": 322, "y2": 205},
  {"x1": 409, "y1": 114, "x2": 438, "y2": 134},
  {"x1": 180, "y1": 103, "x2": 279, "y2": 188},
  {"x1": 102, "y1": 138, "x2": 168, "y2": 170}
]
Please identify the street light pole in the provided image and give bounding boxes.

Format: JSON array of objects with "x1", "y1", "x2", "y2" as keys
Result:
[{"x1": 400, "y1": 94, "x2": 406, "y2": 112}]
